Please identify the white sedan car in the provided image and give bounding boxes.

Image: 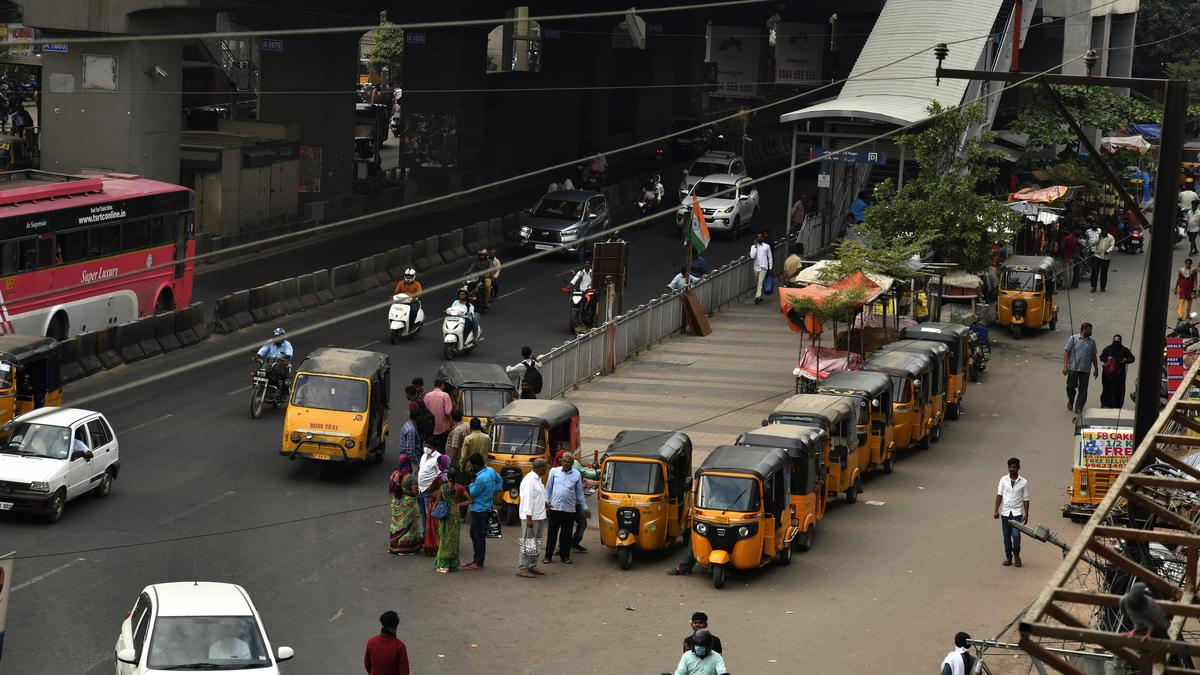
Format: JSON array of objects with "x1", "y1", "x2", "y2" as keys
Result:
[{"x1": 115, "y1": 582, "x2": 294, "y2": 674}]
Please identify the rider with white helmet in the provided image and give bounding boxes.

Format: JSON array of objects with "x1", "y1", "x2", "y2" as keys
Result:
[{"x1": 394, "y1": 267, "x2": 423, "y2": 318}]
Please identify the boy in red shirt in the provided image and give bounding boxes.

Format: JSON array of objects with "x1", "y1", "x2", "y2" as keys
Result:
[{"x1": 364, "y1": 610, "x2": 410, "y2": 675}]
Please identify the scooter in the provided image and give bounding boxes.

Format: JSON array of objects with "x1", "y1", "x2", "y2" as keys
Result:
[
  {"x1": 387, "y1": 293, "x2": 424, "y2": 343},
  {"x1": 1118, "y1": 225, "x2": 1145, "y2": 254},
  {"x1": 1170, "y1": 312, "x2": 1200, "y2": 341},
  {"x1": 563, "y1": 283, "x2": 597, "y2": 334},
  {"x1": 442, "y1": 305, "x2": 482, "y2": 360}
]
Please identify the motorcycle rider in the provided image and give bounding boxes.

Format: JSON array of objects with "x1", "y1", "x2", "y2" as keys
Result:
[
  {"x1": 255, "y1": 327, "x2": 294, "y2": 397},
  {"x1": 465, "y1": 249, "x2": 501, "y2": 304},
  {"x1": 451, "y1": 288, "x2": 480, "y2": 342},
  {"x1": 393, "y1": 267, "x2": 423, "y2": 322},
  {"x1": 569, "y1": 264, "x2": 597, "y2": 326}
]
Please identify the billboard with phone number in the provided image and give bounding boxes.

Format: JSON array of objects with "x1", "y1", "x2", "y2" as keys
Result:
[{"x1": 1077, "y1": 427, "x2": 1135, "y2": 470}]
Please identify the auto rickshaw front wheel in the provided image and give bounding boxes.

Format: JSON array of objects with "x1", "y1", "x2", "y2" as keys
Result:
[
  {"x1": 947, "y1": 402, "x2": 960, "y2": 420},
  {"x1": 845, "y1": 477, "x2": 860, "y2": 503},
  {"x1": 931, "y1": 423, "x2": 942, "y2": 443},
  {"x1": 1011, "y1": 325, "x2": 1023, "y2": 340},
  {"x1": 712, "y1": 563, "x2": 726, "y2": 589},
  {"x1": 882, "y1": 456, "x2": 894, "y2": 475},
  {"x1": 777, "y1": 543, "x2": 792, "y2": 566},
  {"x1": 618, "y1": 546, "x2": 633, "y2": 570},
  {"x1": 505, "y1": 504, "x2": 518, "y2": 526}
]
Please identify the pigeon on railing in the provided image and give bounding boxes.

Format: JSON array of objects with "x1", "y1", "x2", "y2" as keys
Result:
[{"x1": 1120, "y1": 582, "x2": 1170, "y2": 641}]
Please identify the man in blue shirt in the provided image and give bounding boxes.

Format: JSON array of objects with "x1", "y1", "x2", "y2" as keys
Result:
[
  {"x1": 398, "y1": 408, "x2": 422, "y2": 467},
  {"x1": 463, "y1": 454, "x2": 501, "y2": 571},
  {"x1": 255, "y1": 327, "x2": 294, "y2": 398},
  {"x1": 849, "y1": 191, "x2": 870, "y2": 223},
  {"x1": 543, "y1": 452, "x2": 589, "y2": 564}
]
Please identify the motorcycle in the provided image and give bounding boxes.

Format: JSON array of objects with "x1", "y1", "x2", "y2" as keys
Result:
[
  {"x1": 968, "y1": 319, "x2": 990, "y2": 382},
  {"x1": 387, "y1": 293, "x2": 424, "y2": 343},
  {"x1": 636, "y1": 188, "x2": 660, "y2": 229},
  {"x1": 466, "y1": 276, "x2": 496, "y2": 313},
  {"x1": 563, "y1": 283, "x2": 597, "y2": 334},
  {"x1": 1118, "y1": 225, "x2": 1144, "y2": 254},
  {"x1": 250, "y1": 356, "x2": 290, "y2": 419},
  {"x1": 442, "y1": 305, "x2": 482, "y2": 360}
]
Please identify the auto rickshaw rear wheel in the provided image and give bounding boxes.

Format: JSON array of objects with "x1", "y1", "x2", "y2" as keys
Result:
[
  {"x1": 845, "y1": 478, "x2": 860, "y2": 504},
  {"x1": 777, "y1": 542, "x2": 792, "y2": 566},
  {"x1": 947, "y1": 403, "x2": 960, "y2": 420},
  {"x1": 882, "y1": 457, "x2": 894, "y2": 475},
  {"x1": 618, "y1": 546, "x2": 633, "y2": 570},
  {"x1": 712, "y1": 563, "x2": 726, "y2": 589},
  {"x1": 795, "y1": 525, "x2": 814, "y2": 552}
]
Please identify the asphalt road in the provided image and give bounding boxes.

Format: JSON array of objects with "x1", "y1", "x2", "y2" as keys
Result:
[{"x1": 0, "y1": 163, "x2": 795, "y2": 674}]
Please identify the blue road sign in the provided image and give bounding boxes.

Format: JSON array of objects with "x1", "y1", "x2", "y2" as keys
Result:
[
  {"x1": 261, "y1": 39, "x2": 283, "y2": 52},
  {"x1": 809, "y1": 148, "x2": 888, "y2": 165}
]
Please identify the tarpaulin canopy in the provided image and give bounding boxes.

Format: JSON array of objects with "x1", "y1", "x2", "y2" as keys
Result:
[
  {"x1": 789, "y1": 259, "x2": 896, "y2": 294},
  {"x1": 1008, "y1": 186, "x2": 1068, "y2": 204},
  {"x1": 1129, "y1": 123, "x2": 1161, "y2": 142},
  {"x1": 830, "y1": 270, "x2": 886, "y2": 304},
  {"x1": 1100, "y1": 135, "x2": 1151, "y2": 155},
  {"x1": 795, "y1": 346, "x2": 864, "y2": 382}
]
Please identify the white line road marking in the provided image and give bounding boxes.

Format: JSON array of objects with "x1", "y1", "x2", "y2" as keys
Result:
[
  {"x1": 12, "y1": 557, "x2": 86, "y2": 593},
  {"x1": 357, "y1": 340, "x2": 380, "y2": 349},
  {"x1": 227, "y1": 385, "x2": 249, "y2": 396},
  {"x1": 496, "y1": 287, "x2": 527, "y2": 300},
  {"x1": 158, "y1": 491, "x2": 237, "y2": 525},
  {"x1": 124, "y1": 413, "x2": 174, "y2": 433}
]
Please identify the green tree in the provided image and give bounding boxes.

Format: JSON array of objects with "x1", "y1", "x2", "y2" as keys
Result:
[
  {"x1": 857, "y1": 102, "x2": 1021, "y2": 272},
  {"x1": 1011, "y1": 84, "x2": 1161, "y2": 153},
  {"x1": 365, "y1": 23, "x2": 404, "y2": 83},
  {"x1": 1133, "y1": 0, "x2": 1200, "y2": 79}
]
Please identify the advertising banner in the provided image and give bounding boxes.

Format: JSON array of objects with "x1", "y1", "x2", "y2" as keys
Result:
[
  {"x1": 1077, "y1": 427, "x2": 1135, "y2": 471},
  {"x1": 706, "y1": 25, "x2": 762, "y2": 99},
  {"x1": 775, "y1": 23, "x2": 824, "y2": 86}
]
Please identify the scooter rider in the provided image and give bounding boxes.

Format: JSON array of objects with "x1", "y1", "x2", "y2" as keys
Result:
[
  {"x1": 255, "y1": 327, "x2": 294, "y2": 396},
  {"x1": 451, "y1": 288, "x2": 480, "y2": 341},
  {"x1": 394, "y1": 267, "x2": 423, "y2": 319}
]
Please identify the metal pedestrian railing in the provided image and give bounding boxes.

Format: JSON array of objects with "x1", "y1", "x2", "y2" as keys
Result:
[{"x1": 539, "y1": 246, "x2": 764, "y2": 400}]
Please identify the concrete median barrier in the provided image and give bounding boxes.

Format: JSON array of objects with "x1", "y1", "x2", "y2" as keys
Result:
[
  {"x1": 137, "y1": 316, "x2": 163, "y2": 359},
  {"x1": 351, "y1": 256, "x2": 379, "y2": 295},
  {"x1": 331, "y1": 262, "x2": 360, "y2": 300},
  {"x1": 298, "y1": 272, "x2": 319, "y2": 309},
  {"x1": 312, "y1": 269, "x2": 334, "y2": 305},
  {"x1": 211, "y1": 294, "x2": 238, "y2": 334},
  {"x1": 75, "y1": 330, "x2": 102, "y2": 375},
  {"x1": 174, "y1": 306, "x2": 200, "y2": 346},
  {"x1": 418, "y1": 235, "x2": 441, "y2": 270},
  {"x1": 230, "y1": 290, "x2": 253, "y2": 329},
  {"x1": 370, "y1": 253, "x2": 390, "y2": 286},
  {"x1": 465, "y1": 221, "x2": 487, "y2": 254},
  {"x1": 154, "y1": 312, "x2": 181, "y2": 353},
  {"x1": 500, "y1": 214, "x2": 519, "y2": 244},
  {"x1": 278, "y1": 277, "x2": 302, "y2": 315},
  {"x1": 411, "y1": 237, "x2": 430, "y2": 270},
  {"x1": 59, "y1": 337, "x2": 84, "y2": 383},
  {"x1": 94, "y1": 326, "x2": 122, "y2": 368},
  {"x1": 115, "y1": 321, "x2": 146, "y2": 363},
  {"x1": 442, "y1": 229, "x2": 468, "y2": 263},
  {"x1": 486, "y1": 217, "x2": 502, "y2": 249},
  {"x1": 249, "y1": 283, "x2": 280, "y2": 323},
  {"x1": 385, "y1": 246, "x2": 412, "y2": 279},
  {"x1": 188, "y1": 302, "x2": 210, "y2": 342}
]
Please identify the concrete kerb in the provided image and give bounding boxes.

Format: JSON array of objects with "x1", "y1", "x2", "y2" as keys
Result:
[
  {"x1": 75, "y1": 330, "x2": 102, "y2": 375},
  {"x1": 59, "y1": 337, "x2": 84, "y2": 383},
  {"x1": 332, "y1": 262, "x2": 360, "y2": 300},
  {"x1": 94, "y1": 326, "x2": 122, "y2": 368},
  {"x1": 115, "y1": 321, "x2": 146, "y2": 363},
  {"x1": 137, "y1": 316, "x2": 164, "y2": 359},
  {"x1": 154, "y1": 312, "x2": 182, "y2": 353},
  {"x1": 465, "y1": 222, "x2": 487, "y2": 254},
  {"x1": 278, "y1": 277, "x2": 302, "y2": 315}
]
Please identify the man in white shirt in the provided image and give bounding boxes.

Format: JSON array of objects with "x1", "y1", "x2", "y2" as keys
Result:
[
  {"x1": 1187, "y1": 199, "x2": 1200, "y2": 254},
  {"x1": 993, "y1": 457, "x2": 1029, "y2": 568},
  {"x1": 1180, "y1": 187, "x2": 1199, "y2": 215},
  {"x1": 517, "y1": 457, "x2": 549, "y2": 578},
  {"x1": 208, "y1": 623, "x2": 251, "y2": 660},
  {"x1": 749, "y1": 231, "x2": 773, "y2": 305}
]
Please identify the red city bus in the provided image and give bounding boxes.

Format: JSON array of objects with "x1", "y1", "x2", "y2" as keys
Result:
[{"x1": 0, "y1": 170, "x2": 194, "y2": 339}]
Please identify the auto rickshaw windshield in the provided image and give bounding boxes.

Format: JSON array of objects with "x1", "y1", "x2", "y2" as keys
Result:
[
  {"x1": 602, "y1": 460, "x2": 664, "y2": 494},
  {"x1": 0, "y1": 361, "x2": 14, "y2": 389},
  {"x1": 291, "y1": 374, "x2": 369, "y2": 412},
  {"x1": 696, "y1": 474, "x2": 759, "y2": 511},
  {"x1": 494, "y1": 424, "x2": 546, "y2": 455},
  {"x1": 1002, "y1": 270, "x2": 1042, "y2": 291},
  {"x1": 463, "y1": 389, "x2": 510, "y2": 417},
  {"x1": 887, "y1": 375, "x2": 910, "y2": 402}
]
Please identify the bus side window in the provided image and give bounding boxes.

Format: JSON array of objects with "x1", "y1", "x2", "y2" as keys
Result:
[
  {"x1": 89, "y1": 224, "x2": 120, "y2": 258},
  {"x1": 1, "y1": 241, "x2": 17, "y2": 275},
  {"x1": 36, "y1": 236, "x2": 53, "y2": 268},
  {"x1": 16, "y1": 239, "x2": 35, "y2": 272},
  {"x1": 58, "y1": 229, "x2": 88, "y2": 264},
  {"x1": 123, "y1": 220, "x2": 150, "y2": 251}
]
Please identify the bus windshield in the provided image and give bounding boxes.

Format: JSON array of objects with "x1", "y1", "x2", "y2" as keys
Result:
[
  {"x1": 493, "y1": 424, "x2": 546, "y2": 455},
  {"x1": 696, "y1": 474, "x2": 759, "y2": 512},
  {"x1": 602, "y1": 460, "x2": 664, "y2": 495},
  {"x1": 291, "y1": 374, "x2": 369, "y2": 412}
]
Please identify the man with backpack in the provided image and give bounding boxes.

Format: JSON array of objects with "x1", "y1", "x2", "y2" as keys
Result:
[
  {"x1": 406, "y1": 385, "x2": 435, "y2": 441},
  {"x1": 506, "y1": 346, "x2": 543, "y2": 399}
]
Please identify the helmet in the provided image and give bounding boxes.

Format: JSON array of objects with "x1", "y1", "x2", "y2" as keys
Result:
[
  {"x1": 403, "y1": 267, "x2": 416, "y2": 282},
  {"x1": 273, "y1": 327, "x2": 286, "y2": 337},
  {"x1": 458, "y1": 287, "x2": 469, "y2": 297}
]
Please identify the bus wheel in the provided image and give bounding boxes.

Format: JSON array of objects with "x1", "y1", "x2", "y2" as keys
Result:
[
  {"x1": 46, "y1": 312, "x2": 67, "y2": 341},
  {"x1": 618, "y1": 546, "x2": 633, "y2": 571},
  {"x1": 712, "y1": 563, "x2": 726, "y2": 589},
  {"x1": 155, "y1": 289, "x2": 174, "y2": 313}
]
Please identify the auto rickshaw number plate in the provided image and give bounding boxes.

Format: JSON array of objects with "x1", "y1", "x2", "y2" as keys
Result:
[
  {"x1": 312, "y1": 453, "x2": 330, "y2": 461},
  {"x1": 0, "y1": 501, "x2": 11, "y2": 510}
]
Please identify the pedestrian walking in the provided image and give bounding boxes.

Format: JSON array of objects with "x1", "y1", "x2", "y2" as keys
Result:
[
  {"x1": 993, "y1": 457, "x2": 1030, "y2": 568},
  {"x1": 387, "y1": 456, "x2": 422, "y2": 556},
  {"x1": 939, "y1": 632, "x2": 976, "y2": 675},
  {"x1": 434, "y1": 462, "x2": 471, "y2": 573},
  {"x1": 790, "y1": 194, "x2": 808, "y2": 233},
  {"x1": 1090, "y1": 228, "x2": 1114, "y2": 293},
  {"x1": 750, "y1": 231, "x2": 773, "y2": 305},
  {"x1": 423, "y1": 378, "x2": 453, "y2": 451},
  {"x1": 1084, "y1": 216, "x2": 1102, "y2": 249},
  {"x1": 1099, "y1": 334, "x2": 1135, "y2": 409},
  {"x1": 1187, "y1": 200, "x2": 1200, "y2": 255},
  {"x1": 416, "y1": 441, "x2": 443, "y2": 548},
  {"x1": 462, "y1": 454, "x2": 501, "y2": 571},
  {"x1": 567, "y1": 453, "x2": 599, "y2": 553},
  {"x1": 445, "y1": 410, "x2": 470, "y2": 467},
  {"x1": 398, "y1": 408, "x2": 422, "y2": 468},
  {"x1": 1061, "y1": 229, "x2": 1080, "y2": 288},
  {"x1": 459, "y1": 418, "x2": 491, "y2": 471},
  {"x1": 363, "y1": 610, "x2": 410, "y2": 675},
  {"x1": 1176, "y1": 258, "x2": 1198, "y2": 320},
  {"x1": 517, "y1": 457, "x2": 549, "y2": 578},
  {"x1": 683, "y1": 612, "x2": 723, "y2": 654},
  {"x1": 544, "y1": 451, "x2": 588, "y2": 564},
  {"x1": 672, "y1": 629, "x2": 729, "y2": 675},
  {"x1": 506, "y1": 346, "x2": 543, "y2": 399},
  {"x1": 1063, "y1": 322, "x2": 1100, "y2": 414}
]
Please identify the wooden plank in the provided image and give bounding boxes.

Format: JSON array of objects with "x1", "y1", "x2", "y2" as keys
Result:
[
  {"x1": 1053, "y1": 589, "x2": 1200, "y2": 618},
  {"x1": 1017, "y1": 637, "x2": 1089, "y2": 675},
  {"x1": 1170, "y1": 410, "x2": 1200, "y2": 435},
  {"x1": 1121, "y1": 489, "x2": 1200, "y2": 534},
  {"x1": 1094, "y1": 525, "x2": 1200, "y2": 548},
  {"x1": 1155, "y1": 434, "x2": 1200, "y2": 447},
  {"x1": 1086, "y1": 540, "x2": 1181, "y2": 599},
  {"x1": 1043, "y1": 603, "x2": 1142, "y2": 665},
  {"x1": 680, "y1": 292, "x2": 711, "y2": 336},
  {"x1": 1024, "y1": 623, "x2": 1200, "y2": 657},
  {"x1": 1129, "y1": 475, "x2": 1200, "y2": 492}
]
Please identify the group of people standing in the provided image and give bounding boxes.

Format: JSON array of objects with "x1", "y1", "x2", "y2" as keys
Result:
[{"x1": 1057, "y1": 214, "x2": 1115, "y2": 293}]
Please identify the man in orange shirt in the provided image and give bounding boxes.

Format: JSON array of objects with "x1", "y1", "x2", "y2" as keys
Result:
[{"x1": 393, "y1": 268, "x2": 422, "y2": 325}]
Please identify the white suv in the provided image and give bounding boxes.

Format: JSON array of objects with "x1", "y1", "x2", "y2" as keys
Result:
[
  {"x1": 116, "y1": 582, "x2": 295, "y2": 674},
  {"x1": 679, "y1": 151, "x2": 746, "y2": 200},
  {"x1": 676, "y1": 174, "x2": 760, "y2": 237},
  {"x1": 0, "y1": 407, "x2": 119, "y2": 523}
]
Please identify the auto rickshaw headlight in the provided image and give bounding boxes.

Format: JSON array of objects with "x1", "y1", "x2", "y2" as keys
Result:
[
  {"x1": 695, "y1": 522, "x2": 708, "y2": 535},
  {"x1": 618, "y1": 529, "x2": 629, "y2": 539},
  {"x1": 290, "y1": 432, "x2": 301, "y2": 443},
  {"x1": 509, "y1": 488, "x2": 519, "y2": 498},
  {"x1": 344, "y1": 438, "x2": 355, "y2": 449},
  {"x1": 737, "y1": 526, "x2": 750, "y2": 538}
]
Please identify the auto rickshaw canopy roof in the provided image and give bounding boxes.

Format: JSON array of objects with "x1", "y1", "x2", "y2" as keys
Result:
[
  {"x1": 0, "y1": 334, "x2": 58, "y2": 364},
  {"x1": 436, "y1": 362, "x2": 516, "y2": 391},
  {"x1": 698, "y1": 444, "x2": 788, "y2": 481},
  {"x1": 297, "y1": 347, "x2": 389, "y2": 379},
  {"x1": 1001, "y1": 255, "x2": 1056, "y2": 274},
  {"x1": 602, "y1": 429, "x2": 692, "y2": 464},
  {"x1": 1074, "y1": 407, "x2": 1135, "y2": 433},
  {"x1": 818, "y1": 370, "x2": 891, "y2": 399},
  {"x1": 880, "y1": 339, "x2": 949, "y2": 361},
  {"x1": 899, "y1": 322, "x2": 973, "y2": 347},
  {"x1": 492, "y1": 399, "x2": 579, "y2": 427},
  {"x1": 736, "y1": 425, "x2": 826, "y2": 458},
  {"x1": 863, "y1": 349, "x2": 933, "y2": 380},
  {"x1": 771, "y1": 393, "x2": 856, "y2": 424}
]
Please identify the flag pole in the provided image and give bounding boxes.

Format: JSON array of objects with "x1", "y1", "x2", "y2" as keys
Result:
[{"x1": 683, "y1": 202, "x2": 692, "y2": 288}]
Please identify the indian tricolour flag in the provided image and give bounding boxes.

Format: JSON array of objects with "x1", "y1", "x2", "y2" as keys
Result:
[{"x1": 688, "y1": 196, "x2": 711, "y2": 253}]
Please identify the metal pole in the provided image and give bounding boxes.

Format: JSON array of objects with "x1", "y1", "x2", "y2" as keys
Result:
[
  {"x1": 897, "y1": 145, "x2": 906, "y2": 191},
  {"x1": 785, "y1": 124, "x2": 798, "y2": 253},
  {"x1": 1010, "y1": 0, "x2": 1022, "y2": 72},
  {"x1": 1134, "y1": 80, "x2": 1190, "y2": 445}
]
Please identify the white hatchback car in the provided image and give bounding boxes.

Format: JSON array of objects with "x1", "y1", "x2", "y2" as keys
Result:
[
  {"x1": 115, "y1": 582, "x2": 294, "y2": 674},
  {"x1": 0, "y1": 407, "x2": 119, "y2": 522}
]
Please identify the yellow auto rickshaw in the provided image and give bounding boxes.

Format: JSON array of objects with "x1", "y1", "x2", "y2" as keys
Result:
[
  {"x1": 900, "y1": 322, "x2": 974, "y2": 419},
  {"x1": 690, "y1": 444, "x2": 798, "y2": 589},
  {"x1": 1063, "y1": 408, "x2": 1135, "y2": 522},
  {"x1": 819, "y1": 370, "x2": 896, "y2": 475},
  {"x1": 765, "y1": 393, "x2": 863, "y2": 503},
  {"x1": 998, "y1": 255, "x2": 1058, "y2": 339},
  {"x1": 435, "y1": 361, "x2": 517, "y2": 426},
  {"x1": 863, "y1": 350, "x2": 936, "y2": 450},
  {"x1": 488, "y1": 399, "x2": 581, "y2": 524},
  {"x1": 598, "y1": 430, "x2": 693, "y2": 570},
  {"x1": 879, "y1": 339, "x2": 948, "y2": 438},
  {"x1": 280, "y1": 347, "x2": 390, "y2": 480},
  {"x1": 0, "y1": 335, "x2": 62, "y2": 423},
  {"x1": 735, "y1": 424, "x2": 827, "y2": 552}
]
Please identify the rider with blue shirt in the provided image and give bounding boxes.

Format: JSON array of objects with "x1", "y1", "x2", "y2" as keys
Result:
[{"x1": 255, "y1": 327, "x2": 294, "y2": 396}]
